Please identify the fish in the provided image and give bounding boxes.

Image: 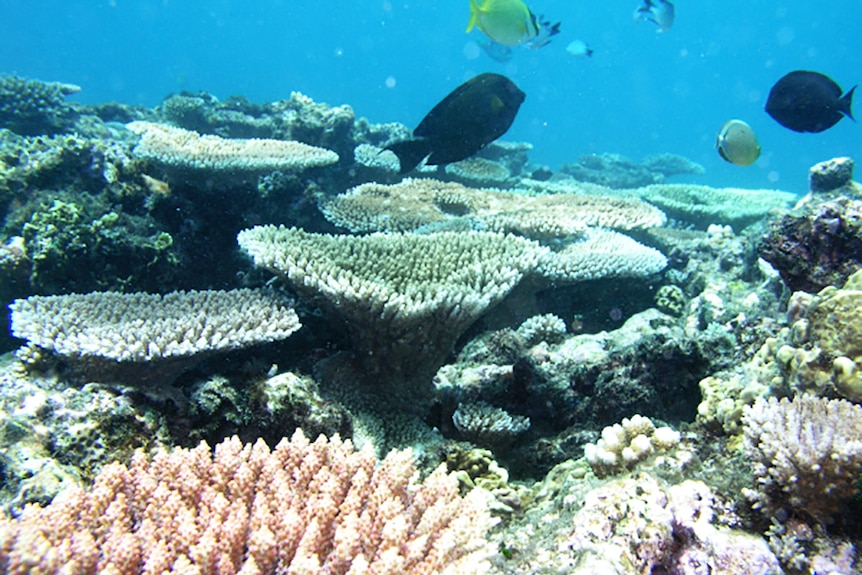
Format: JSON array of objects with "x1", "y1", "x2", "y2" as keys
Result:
[
  {"x1": 477, "y1": 38, "x2": 514, "y2": 62},
  {"x1": 385, "y1": 73, "x2": 525, "y2": 174},
  {"x1": 566, "y1": 40, "x2": 593, "y2": 59},
  {"x1": 467, "y1": 0, "x2": 560, "y2": 48},
  {"x1": 765, "y1": 70, "x2": 856, "y2": 133},
  {"x1": 716, "y1": 119, "x2": 761, "y2": 167},
  {"x1": 634, "y1": 0, "x2": 674, "y2": 33}
]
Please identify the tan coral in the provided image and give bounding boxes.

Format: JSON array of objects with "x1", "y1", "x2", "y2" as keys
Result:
[
  {"x1": 321, "y1": 178, "x2": 665, "y2": 238},
  {"x1": 126, "y1": 121, "x2": 339, "y2": 172}
]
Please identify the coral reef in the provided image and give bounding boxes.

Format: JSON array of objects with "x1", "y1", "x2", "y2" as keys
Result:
[
  {"x1": 127, "y1": 120, "x2": 339, "y2": 180},
  {"x1": 0, "y1": 74, "x2": 81, "y2": 135},
  {"x1": 0, "y1": 431, "x2": 495, "y2": 575},
  {"x1": 452, "y1": 401, "x2": 530, "y2": 452},
  {"x1": 759, "y1": 196, "x2": 862, "y2": 292},
  {"x1": 808, "y1": 156, "x2": 859, "y2": 196},
  {"x1": 322, "y1": 177, "x2": 666, "y2": 237},
  {"x1": 743, "y1": 395, "x2": 862, "y2": 523},
  {"x1": 583, "y1": 414, "x2": 682, "y2": 478},
  {"x1": 11, "y1": 289, "x2": 300, "y2": 363},
  {"x1": 10, "y1": 289, "x2": 300, "y2": 383},
  {"x1": 638, "y1": 183, "x2": 795, "y2": 230},
  {"x1": 237, "y1": 226, "x2": 547, "y2": 408},
  {"x1": 559, "y1": 152, "x2": 704, "y2": 188}
]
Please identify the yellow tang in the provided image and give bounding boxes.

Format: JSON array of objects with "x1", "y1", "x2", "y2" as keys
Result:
[
  {"x1": 467, "y1": 0, "x2": 541, "y2": 47},
  {"x1": 716, "y1": 119, "x2": 761, "y2": 167}
]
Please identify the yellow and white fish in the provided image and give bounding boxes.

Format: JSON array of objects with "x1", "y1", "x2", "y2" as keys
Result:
[
  {"x1": 716, "y1": 119, "x2": 761, "y2": 167},
  {"x1": 467, "y1": 0, "x2": 560, "y2": 48}
]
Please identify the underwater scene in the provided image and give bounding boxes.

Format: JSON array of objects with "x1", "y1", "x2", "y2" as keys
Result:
[{"x1": 0, "y1": 1, "x2": 861, "y2": 573}]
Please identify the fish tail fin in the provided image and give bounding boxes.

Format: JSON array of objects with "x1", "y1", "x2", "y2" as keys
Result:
[
  {"x1": 841, "y1": 85, "x2": 856, "y2": 121},
  {"x1": 385, "y1": 138, "x2": 433, "y2": 174},
  {"x1": 466, "y1": 0, "x2": 481, "y2": 32}
]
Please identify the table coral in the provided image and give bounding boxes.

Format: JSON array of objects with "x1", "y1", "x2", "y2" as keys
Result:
[
  {"x1": 237, "y1": 226, "x2": 547, "y2": 408},
  {"x1": 322, "y1": 177, "x2": 666, "y2": 238},
  {"x1": 639, "y1": 183, "x2": 795, "y2": 230},
  {"x1": 126, "y1": 121, "x2": 339, "y2": 175}
]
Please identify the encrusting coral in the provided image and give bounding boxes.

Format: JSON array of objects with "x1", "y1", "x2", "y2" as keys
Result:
[
  {"x1": 126, "y1": 121, "x2": 339, "y2": 174},
  {"x1": 9, "y1": 289, "x2": 301, "y2": 380},
  {"x1": 237, "y1": 226, "x2": 547, "y2": 408},
  {"x1": 0, "y1": 430, "x2": 495, "y2": 575}
]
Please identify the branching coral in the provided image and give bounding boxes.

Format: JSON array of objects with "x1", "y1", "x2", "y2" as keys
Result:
[
  {"x1": 0, "y1": 431, "x2": 495, "y2": 575},
  {"x1": 743, "y1": 394, "x2": 862, "y2": 523}
]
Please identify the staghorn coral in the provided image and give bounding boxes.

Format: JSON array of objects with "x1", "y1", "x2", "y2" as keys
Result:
[
  {"x1": 0, "y1": 430, "x2": 495, "y2": 575},
  {"x1": 639, "y1": 183, "x2": 795, "y2": 230},
  {"x1": 237, "y1": 226, "x2": 547, "y2": 408},
  {"x1": 322, "y1": 177, "x2": 665, "y2": 239},
  {"x1": 126, "y1": 121, "x2": 339, "y2": 174},
  {"x1": 10, "y1": 288, "x2": 300, "y2": 365},
  {"x1": 742, "y1": 395, "x2": 862, "y2": 523}
]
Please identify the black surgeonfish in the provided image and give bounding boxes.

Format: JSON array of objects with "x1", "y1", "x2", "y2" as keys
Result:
[
  {"x1": 765, "y1": 70, "x2": 856, "y2": 133},
  {"x1": 386, "y1": 73, "x2": 525, "y2": 174}
]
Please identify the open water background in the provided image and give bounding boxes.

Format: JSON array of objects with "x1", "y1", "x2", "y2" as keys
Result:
[{"x1": 2, "y1": 0, "x2": 860, "y2": 192}]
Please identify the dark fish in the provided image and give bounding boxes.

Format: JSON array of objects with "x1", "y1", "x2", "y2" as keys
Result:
[
  {"x1": 765, "y1": 70, "x2": 856, "y2": 133},
  {"x1": 386, "y1": 73, "x2": 525, "y2": 173}
]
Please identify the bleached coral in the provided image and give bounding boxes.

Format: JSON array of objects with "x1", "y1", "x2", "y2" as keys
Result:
[
  {"x1": 743, "y1": 394, "x2": 862, "y2": 522},
  {"x1": 515, "y1": 313, "x2": 567, "y2": 346},
  {"x1": 537, "y1": 228, "x2": 668, "y2": 282},
  {"x1": 9, "y1": 288, "x2": 301, "y2": 362},
  {"x1": 126, "y1": 120, "x2": 339, "y2": 172}
]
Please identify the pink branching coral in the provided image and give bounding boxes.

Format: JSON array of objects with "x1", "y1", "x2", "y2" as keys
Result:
[{"x1": 0, "y1": 431, "x2": 495, "y2": 575}]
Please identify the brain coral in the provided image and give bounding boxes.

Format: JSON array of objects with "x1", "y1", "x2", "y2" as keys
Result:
[
  {"x1": 126, "y1": 121, "x2": 339, "y2": 173},
  {"x1": 237, "y1": 226, "x2": 547, "y2": 408}
]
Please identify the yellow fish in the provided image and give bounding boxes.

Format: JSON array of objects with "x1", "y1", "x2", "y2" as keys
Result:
[
  {"x1": 716, "y1": 119, "x2": 761, "y2": 167},
  {"x1": 467, "y1": 0, "x2": 559, "y2": 48}
]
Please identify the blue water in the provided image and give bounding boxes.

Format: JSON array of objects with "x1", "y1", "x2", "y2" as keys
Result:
[{"x1": 2, "y1": 0, "x2": 859, "y2": 192}]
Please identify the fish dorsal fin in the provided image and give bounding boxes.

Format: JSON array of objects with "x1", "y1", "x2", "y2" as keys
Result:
[
  {"x1": 467, "y1": 0, "x2": 482, "y2": 32},
  {"x1": 841, "y1": 85, "x2": 857, "y2": 121}
]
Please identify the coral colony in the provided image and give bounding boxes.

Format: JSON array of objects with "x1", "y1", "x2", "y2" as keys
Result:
[{"x1": 1, "y1": 73, "x2": 862, "y2": 574}]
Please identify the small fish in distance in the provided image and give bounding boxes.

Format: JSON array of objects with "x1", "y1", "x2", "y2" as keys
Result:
[
  {"x1": 566, "y1": 40, "x2": 593, "y2": 58},
  {"x1": 765, "y1": 70, "x2": 856, "y2": 133},
  {"x1": 716, "y1": 119, "x2": 761, "y2": 167},
  {"x1": 634, "y1": 0, "x2": 674, "y2": 33},
  {"x1": 467, "y1": 0, "x2": 560, "y2": 48},
  {"x1": 385, "y1": 73, "x2": 525, "y2": 174}
]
